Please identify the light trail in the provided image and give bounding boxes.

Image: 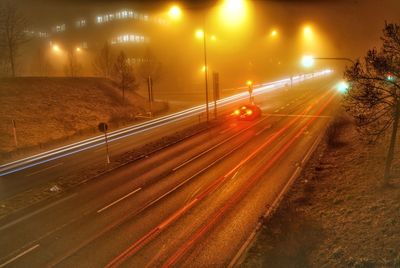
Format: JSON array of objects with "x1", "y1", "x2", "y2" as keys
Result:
[
  {"x1": 104, "y1": 89, "x2": 334, "y2": 268},
  {"x1": 0, "y1": 70, "x2": 332, "y2": 177}
]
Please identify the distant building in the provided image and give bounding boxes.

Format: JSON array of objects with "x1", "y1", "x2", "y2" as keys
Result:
[{"x1": 26, "y1": 7, "x2": 167, "y2": 76}]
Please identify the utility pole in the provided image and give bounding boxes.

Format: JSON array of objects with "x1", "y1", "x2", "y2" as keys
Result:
[
  {"x1": 212, "y1": 72, "x2": 219, "y2": 119},
  {"x1": 147, "y1": 75, "x2": 153, "y2": 117},
  {"x1": 203, "y1": 21, "x2": 209, "y2": 123}
]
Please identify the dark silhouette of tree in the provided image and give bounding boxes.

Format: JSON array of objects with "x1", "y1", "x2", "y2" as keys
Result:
[
  {"x1": 93, "y1": 42, "x2": 114, "y2": 78},
  {"x1": 64, "y1": 48, "x2": 81, "y2": 77},
  {"x1": 0, "y1": 1, "x2": 30, "y2": 77},
  {"x1": 344, "y1": 22, "x2": 400, "y2": 182},
  {"x1": 138, "y1": 47, "x2": 162, "y2": 84},
  {"x1": 112, "y1": 51, "x2": 137, "y2": 104}
]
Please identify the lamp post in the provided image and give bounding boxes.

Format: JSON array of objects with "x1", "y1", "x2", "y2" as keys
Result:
[{"x1": 202, "y1": 25, "x2": 210, "y2": 123}]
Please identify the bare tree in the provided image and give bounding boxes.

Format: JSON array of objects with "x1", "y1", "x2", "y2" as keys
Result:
[
  {"x1": 344, "y1": 22, "x2": 400, "y2": 183},
  {"x1": 0, "y1": 1, "x2": 30, "y2": 77},
  {"x1": 93, "y1": 42, "x2": 114, "y2": 78},
  {"x1": 137, "y1": 47, "x2": 162, "y2": 83},
  {"x1": 64, "y1": 48, "x2": 81, "y2": 77},
  {"x1": 112, "y1": 51, "x2": 137, "y2": 104}
]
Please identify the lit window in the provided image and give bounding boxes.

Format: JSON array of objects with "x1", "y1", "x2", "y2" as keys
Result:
[
  {"x1": 96, "y1": 16, "x2": 103, "y2": 23},
  {"x1": 76, "y1": 19, "x2": 86, "y2": 28}
]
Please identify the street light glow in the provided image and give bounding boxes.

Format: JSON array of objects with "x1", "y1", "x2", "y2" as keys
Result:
[
  {"x1": 304, "y1": 26, "x2": 313, "y2": 37},
  {"x1": 271, "y1": 30, "x2": 278, "y2": 37},
  {"x1": 168, "y1": 5, "x2": 182, "y2": 20},
  {"x1": 246, "y1": 80, "x2": 253, "y2": 86},
  {"x1": 301, "y1": 55, "x2": 314, "y2": 68},
  {"x1": 76, "y1": 47, "x2": 81, "y2": 52},
  {"x1": 195, "y1": 29, "x2": 204, "y2": 39},
  {"x1": 211, "y1": 35, "x2": 217, "y2": 41},
  {"x1": 219, "y1": 0, "x2": 248, "y2": 27},
  {"x1": 337, "y1": 81, "x2": 349, "y2": 93},
  {"x1": 52, "y1": 44, "x2": 60, "y2": 52}
]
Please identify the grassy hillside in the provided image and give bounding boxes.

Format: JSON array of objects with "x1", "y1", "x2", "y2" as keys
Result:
[{"x1": 0, "y1": 77, "x2": 167, "y2": 160}]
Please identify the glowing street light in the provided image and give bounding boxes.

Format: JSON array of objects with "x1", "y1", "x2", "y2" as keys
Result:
[
  {"x1": 52, "y1": 44, "x2": 60, "y2": 52},
  {"x1": 303, "y1": 25, "x2": 313, "y2": 38},
  {"x1": 301, "y1": 55, "x2": 314, "y2": 68},
  {"x1": 76, "y1": 47, "x2": 81, "y2": 52},
  {"x1": 168, "y1": 5, "x2": 182, "y2": 20},
  {"x1": 211, "y1": 35, "x2": 217, "y2": 41},
  {"x1": 219, "y1": 0, "x2": 247, "y2": 26},
  {"x1": 195, "y1": 29, "x2": 204, "y2": 39},
  {"x1": 271, "y1": 30, "x2": 278, "y2": 37},
  {"x1": 337, "y1": 81, "x2": 349, "y2": 93}
]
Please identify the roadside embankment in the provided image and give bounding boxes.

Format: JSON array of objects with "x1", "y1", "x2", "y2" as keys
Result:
[
  {"x1": 0, "y1": 77, "x2": 168, "y2": 162},
  {"x1": 241, "y1": 111, "x2": 400, "y2": 267}
]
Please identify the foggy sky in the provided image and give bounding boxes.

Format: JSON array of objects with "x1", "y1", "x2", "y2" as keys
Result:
[{"x1": 17, "y1": 0, "x2": 400, "y2": 59}]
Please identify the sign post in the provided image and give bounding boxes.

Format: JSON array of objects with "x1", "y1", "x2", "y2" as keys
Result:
[
  {"x1": 98, "y1": 122, "x2": 110, "y2": 164},
  {"x1": 247, "y1": 80, "x2": 253, "y2": 104}
]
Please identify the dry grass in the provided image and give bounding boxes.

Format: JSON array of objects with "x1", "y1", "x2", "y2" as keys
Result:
[{"x1": 0, "y1": 77, "x2": 167, "y2": 161}]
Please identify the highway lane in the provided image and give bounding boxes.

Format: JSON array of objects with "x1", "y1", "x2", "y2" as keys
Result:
[
  {"x1": 102, "y1": 87, "x2": 337, "y2": 268},
  {"x1": 0, "y1": 78, "x2": 337, "y2": 267},
  {"x1": 0, "y1": 74, "x2": 330, "y2": 200}
]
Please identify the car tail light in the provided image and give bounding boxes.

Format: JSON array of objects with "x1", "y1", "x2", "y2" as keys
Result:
[
  {"x1": 234, "y1": 109, "x2": 240, "y2": 115},
  {"x1": 246, "y1": 109, "x2": 253, "y2": 115}
]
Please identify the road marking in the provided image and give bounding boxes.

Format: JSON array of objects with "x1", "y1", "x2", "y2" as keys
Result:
[
  {"x1": 0, "y1": 244, "x2": 39, "y2": 267},
  {"x1": 97, "y1": 188, "x2": 142, "y2": 213},
  {"x1": 173, "y1": 116, "x2": 270, "y2": 172},
  {"x1": 255, "y1": 124, "x2": 272, "y2": 136},
  {"x1": 219, "y1": 128, "x2": 231, "y2": 135},
  {"x1": 26, "y1": 162, "x2": 64, "y2": 177},
  {"x1": 269, "y1": 114, "x2": 331, "y2": 118},
  {"x1": 273, "y1": 109, "x2": 280, "y2": 113},
  {"x1": 286, "y1": 103, "x2": 290, "y2": 106},
  {"x1": 0, "y1": 193, "x2": 77, "y2": 231}
]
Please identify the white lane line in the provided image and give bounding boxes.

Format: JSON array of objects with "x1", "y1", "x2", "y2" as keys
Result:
[
  {"x1": 172, "y1": 116, "x2": 272, "y2": 172},
  {"x1": 219, "y1": 128, "x2": 231, "y2": 135},
  {"x1": 255, "y1": 124, "x2": 272, "y2": 136},
  {"x1": 0, "y1": 193, "x2": 77, "y2": 231},
  {"x1": 268, "y1": 114, "x2": 332, "y2": 118},
  {"x1": 0, "y1": 244, "x2": 39, "y2": 267},
  {"x1": 273, "y1": 109, "x2": 280, "y2": 113},
  {"x1": 97, "y1": 188, "x2": 142, "y2": 213},
  {"x1": 286, "y1": 103, "x2": 290, "y2": 106},
  {"x1": 231, "y1": 171, "x2": 239, "y2": 180},
  {"x1": 26, "y1": 162, "x2": 64, "y2": 177}
]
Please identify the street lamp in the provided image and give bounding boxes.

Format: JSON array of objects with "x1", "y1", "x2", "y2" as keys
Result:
[
  {"x1": 301, "y1": 55, "x2": 314, "y2": 68},
  {"x1": 52, "y1": 44, "x2": 61, "y2": 53},
  {"x1": 195, "y1": 27, "x2": 210, "y2": 122},
  {"x1": 168, "y1": 5, "x2": 182, "y2": 20}
]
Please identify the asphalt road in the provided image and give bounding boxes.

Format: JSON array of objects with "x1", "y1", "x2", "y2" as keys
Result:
[{"x1": 0, "y1": 77, "x2": 338, "y2": 267}]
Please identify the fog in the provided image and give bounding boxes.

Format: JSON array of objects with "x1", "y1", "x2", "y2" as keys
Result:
[{"x1": 13, "y1": 0, "x2": 400, "y2": 102}]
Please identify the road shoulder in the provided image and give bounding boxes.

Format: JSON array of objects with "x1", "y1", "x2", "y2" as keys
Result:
[{"x1": 241, "y1": 114, "x2": 400, "y2": 267}]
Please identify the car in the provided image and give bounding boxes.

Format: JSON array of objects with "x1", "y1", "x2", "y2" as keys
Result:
[{"x1": 232, "y1": 104, "x2": 262, "y2": 121}]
